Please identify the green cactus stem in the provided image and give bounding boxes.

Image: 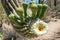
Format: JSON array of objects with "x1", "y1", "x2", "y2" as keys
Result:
[
  {"x1": 30, "y1": 1, "x2": 35, "y2": 5},
  {"x1": 39, "y1": 4, "x2": 48, "y2": 19},
  {"x1": 9, "y1": 13, "x2": 22, "y2": 29},
  {"x1": 30, "y1": 4, "x2": 37, "y2": 19},
  {"x1": 16, "y1": 7, "x2": 24, "y2": 22},
  {"x1": 22, "y1": 2, "x2": 28, "y2": 19},
  {"x1": 36, "y1": 4, "x2": 42, "y2": 18}
]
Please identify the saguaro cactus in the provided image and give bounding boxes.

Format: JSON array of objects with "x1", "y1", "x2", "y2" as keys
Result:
[{"x1": 2, "y1": 0, "x2": 48, "y2": 38}]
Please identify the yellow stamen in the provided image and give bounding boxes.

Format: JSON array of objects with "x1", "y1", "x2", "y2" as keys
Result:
[{"x1": 37, "y1": 24, "x2": 45, "y2": 31}]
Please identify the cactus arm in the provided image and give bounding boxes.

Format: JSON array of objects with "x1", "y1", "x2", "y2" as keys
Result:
[
  {"x1": 36, "y1": 4, "x2": 42, "y2": 18},
  {"x1": 23, "y1": 2, "x2": 28, "y2": 19},
  {"x1": 39, "y1": 4, "x2": 48, "y2": 19},
  {"x1": 30, "y1": 4, "x2": 37, "y2": 19}
]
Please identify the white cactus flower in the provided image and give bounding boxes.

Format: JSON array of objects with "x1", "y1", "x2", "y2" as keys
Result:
[{"x1": 31, "y1": 19, "x2": 48, "y2": 35}]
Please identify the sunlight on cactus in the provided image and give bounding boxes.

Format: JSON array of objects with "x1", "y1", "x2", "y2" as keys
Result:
[{"x1": 8, "y1": 1, "x2": 48, "y2": 38}]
